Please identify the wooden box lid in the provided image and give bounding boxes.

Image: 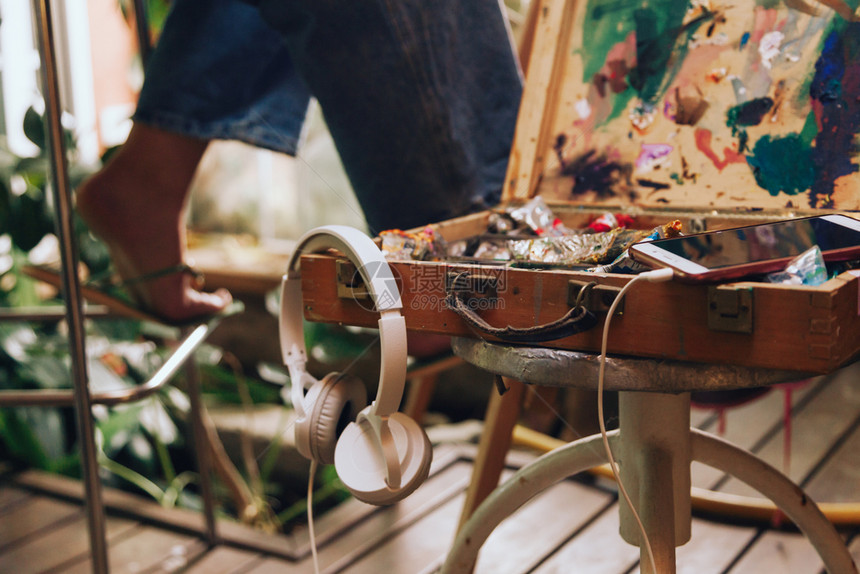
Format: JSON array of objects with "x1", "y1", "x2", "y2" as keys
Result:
[{"x1": 505, "y1": 0, "x2": 860, "y2": 215}]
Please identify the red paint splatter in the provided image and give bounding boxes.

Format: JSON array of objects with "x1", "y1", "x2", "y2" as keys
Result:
[{"x1": 695, "y1": 128, "x2": 746, "y2": 171}]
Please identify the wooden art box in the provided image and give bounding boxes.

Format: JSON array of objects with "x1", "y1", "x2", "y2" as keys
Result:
[{"x1": 299, "y1": 0, "x2": 860, "y2": 374}]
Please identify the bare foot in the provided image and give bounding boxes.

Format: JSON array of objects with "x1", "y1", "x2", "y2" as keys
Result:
[{"x1": 76, "y1": 125, "x2": 232, "y2": 323}]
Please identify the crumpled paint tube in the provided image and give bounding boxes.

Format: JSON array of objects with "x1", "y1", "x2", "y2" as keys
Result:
[{"x1": 588, "y1": 220, "x2": 684, "y2": 273}]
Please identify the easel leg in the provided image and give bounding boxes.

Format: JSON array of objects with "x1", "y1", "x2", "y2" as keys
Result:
[{"x1": 457, "y1": 377, "x2": 526, "y2": 532}]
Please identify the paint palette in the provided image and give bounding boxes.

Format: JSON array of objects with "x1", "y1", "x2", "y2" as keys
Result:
[{"x1": 532, "y1": 0, "x2": 859, "y2": 212}]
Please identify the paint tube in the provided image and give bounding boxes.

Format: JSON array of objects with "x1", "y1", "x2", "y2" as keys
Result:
[
  {"x1": 508, "y1": 228, "x2": 623, "y2": 265},
  {"x1": 588, "y1": 220, "x2": 684, "y2": 274},
  {"x1": 379, "y1": 226, "x2": 447, "y2": 261},
  {"x1": 507, "y1": 196, "x2": 574, "y2": 237},
  {"x1": 588, "y1": 212, "x2": 636, "y2": 233}
]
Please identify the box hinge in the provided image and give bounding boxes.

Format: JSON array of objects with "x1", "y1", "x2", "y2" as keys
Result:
[
  {"x1": 568, "y1": 281, "x2": 625, "y2": 316},
  {"x1": 707, "y1": 286, "x2": 754, "y2": 333},
  {"x1": 336, "y1": 260, "x2": 371, "y2": 300}
]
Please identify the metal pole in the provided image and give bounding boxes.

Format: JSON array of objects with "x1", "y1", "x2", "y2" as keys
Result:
[
  {"x1": 32, "y1": 1, "x2": 109, "y2": 572},
  {"x1": 182, "y1": 345, "x2": 218, "y2": 545}
]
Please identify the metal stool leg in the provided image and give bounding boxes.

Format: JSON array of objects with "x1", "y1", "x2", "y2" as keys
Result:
[
  {"x1": 442, "y1": 402, "x2": 856, "y2": 573},
  {"x1": 32, "y1": 0, "x2": 108, "y2": 571}
]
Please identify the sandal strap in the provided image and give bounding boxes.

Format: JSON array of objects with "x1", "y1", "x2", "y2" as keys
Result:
[
  {"x1": 120, "y1": 264, "x2": 203, "y2": 287},
  {"x1": 88, "y1": 263, "x2": 204, "y2": 290}
]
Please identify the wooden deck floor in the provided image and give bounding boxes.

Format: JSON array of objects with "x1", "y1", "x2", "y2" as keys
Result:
[{"x1": 1, "y1": 360, "x2": 859, "y2": 573}]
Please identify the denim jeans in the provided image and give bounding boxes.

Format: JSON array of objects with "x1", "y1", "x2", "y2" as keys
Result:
[{"x1": 135, "y1": 0, "x2": 522, "y2": 232}]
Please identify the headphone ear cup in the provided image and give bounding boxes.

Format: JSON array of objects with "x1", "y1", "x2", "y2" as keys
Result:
[
  {"x1": 334, "y1": 412, "x2": 432, "y2": 506},
  {"x1": 305, "y1": 373, "x2": 367, "y2": 465}
]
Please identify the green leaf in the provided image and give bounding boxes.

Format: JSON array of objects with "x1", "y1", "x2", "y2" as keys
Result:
[
  {"x1": 22, "y1": 107, "x2": 46, "y2": 151},
  {"x1": 0, "y1": 178, "x2": 11, "y2": 236},
  {"x1": 9, "y1": 189, "x2": 50, "y2": 252},
  {"x1": 0, "y1": 409, "x2": 51, "y2": 469},
  {"x1": 97, "y1": 403, "x2": 144, "y2": 457}
]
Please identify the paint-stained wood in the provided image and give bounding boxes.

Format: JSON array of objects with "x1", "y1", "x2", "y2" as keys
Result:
[
  {"x1": 299, "y1": 0, "x2": 860, "y2": 377},
  {"x1": 689, "y1": 377, "x2": 823, "y2": 488},
  {"x1": 719, "y1": 362, "x2": 860, "y2": 497},
  {"x1": 537, "y1": 1, "x2": 860, "y2": 213},
  {"x1": 502, "y1": 0, "x2": 579, "y2": 202}
]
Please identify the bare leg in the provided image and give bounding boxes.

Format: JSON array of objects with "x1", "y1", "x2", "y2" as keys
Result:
[{"x1": 76, "y1": 123, "x2": 232, "y2": 323}]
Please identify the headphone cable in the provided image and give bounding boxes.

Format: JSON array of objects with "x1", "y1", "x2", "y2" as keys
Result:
[
  {"x1": 308, "y1": 459, "x2": 321, "y2": 574},
  {"x1": 598, "y1": 268, "x2": 673, "y2": 574}
]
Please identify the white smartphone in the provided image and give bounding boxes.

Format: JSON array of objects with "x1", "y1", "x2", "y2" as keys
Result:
[{"x1": 628, "y1": 214, "x2": 860, "y2": 283}]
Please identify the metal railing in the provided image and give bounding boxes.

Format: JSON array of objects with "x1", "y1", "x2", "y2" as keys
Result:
[{"x1": 0, "y1": 3, "x2": 222, "y2": 572}]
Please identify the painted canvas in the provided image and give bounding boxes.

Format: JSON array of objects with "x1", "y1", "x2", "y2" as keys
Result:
[{"x1": 538, "y1": 0, "x2": 860, "y2": 212}]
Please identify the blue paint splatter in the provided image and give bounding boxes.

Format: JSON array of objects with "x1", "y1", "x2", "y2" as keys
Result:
[
  {"x1": 740, "y1": 32, "x2": 750, "y2": 50},
  {"x1": 809, "y1": 23, "x2": 860, "y2": 208},
  {"x1": 747, "y1": 134, "x2": 815, "y2": 196}
]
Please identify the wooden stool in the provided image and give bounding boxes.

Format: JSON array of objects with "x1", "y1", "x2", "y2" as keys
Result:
[{"x1": 443, "y1": 338, "x2": 856, "y2": 574}]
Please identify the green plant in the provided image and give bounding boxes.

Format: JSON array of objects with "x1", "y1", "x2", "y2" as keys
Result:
[{"x1": 0, "y1": 100, "x2": 354, "y2": 534}]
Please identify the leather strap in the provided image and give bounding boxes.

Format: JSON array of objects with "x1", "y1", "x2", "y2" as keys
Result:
[{"x1": 445, "y1": 272, "x2": 598, "y2": 343}]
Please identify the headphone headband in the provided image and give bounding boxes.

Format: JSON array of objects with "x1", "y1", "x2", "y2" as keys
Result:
[{"x1": 280, "y1": 225, "x2": 408, "y2": 418}]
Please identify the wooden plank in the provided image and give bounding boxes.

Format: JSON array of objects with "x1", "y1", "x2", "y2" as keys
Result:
[
  {"x1": 322, "y1": 495, "x2": 465, "y2": 574},
  {"x1": 182, "y1": 546, "x2": 264, "y2": 574},
  {"x1": 727, "y1": 531, "x2": 824, "y2": 574},
  {"x1": 532, "y1": 503, "x2": 640, "y2": 573},
  {"x1": 308, "y1": 460, "x2": 474, "y2": 573},
  {"x1": 541, "y1": 502, "x2": 758, "y2": 573},
  {"x1": 9, "y1": 469, "x2": 303, "y2": 559},
  {"x1": 0, "y1": 485, "x2": 30, "y2": 513},
  {"x1": 804, "y1": 401, "x2": 860, "y2": 503},
  {"x1": 61, "y1": 526, "x2": 202, "y2": 574},
  {"x1": 849, "y1": 535, "x2": 860, "y2": 569},
  {"x1": 474, "y1": 478, "x2": 612, "y2": 574},
  {"x1": 502, "y1": 0, "x2": 579, "y2": 201},
  {"x1": 0, "y1": 515, "x2": 137, "y2": 573},
  {"x1": 0, "y1": 495, "x2": 80, "y2": 550},
  {"x1": 718, "y1": 362, "x2": 860, "y2": 497},
  {"x1": 668, "y1": 518, "x2": 759, "y2": 574}
]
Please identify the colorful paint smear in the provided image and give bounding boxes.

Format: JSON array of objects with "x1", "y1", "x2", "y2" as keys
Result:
[
  {"x1": 581, "y1": 0, "x2": 711, "y2": 121},
  {"x1": 546, "y1": 1, "x2": 860, "y2": 210}
]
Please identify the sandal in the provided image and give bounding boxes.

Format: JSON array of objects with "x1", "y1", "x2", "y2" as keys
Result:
[{"x1": 22, "y1": 263, "x2": 241, "y2": 326}]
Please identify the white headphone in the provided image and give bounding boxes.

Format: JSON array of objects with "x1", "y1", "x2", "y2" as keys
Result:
[{"x1": 280, "y1": 225, "x2": 432, "y2": 505}]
